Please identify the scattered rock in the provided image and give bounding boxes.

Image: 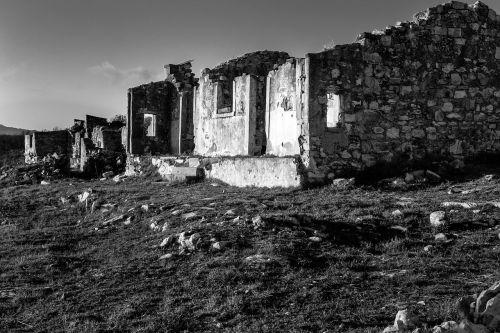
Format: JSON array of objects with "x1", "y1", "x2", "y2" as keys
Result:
[
  {"x1": 141, "y1": 204, "x2": 149, "y2": 212},
  {"x1": 177, "y1": 232, "x2": 201, "y2": 251},
  {"x1": 212, "y1": 241, "x2": 227, "y2": 251},
  {"x1": 78, "y1": 191, "x2": 91, "y2": 203},
  {"x1": 40, "y1": 180, "x2": 50, "y2": 185},
  {"x1": 434, "y1": 233, "x2": 448, "y2": 242},
  {"x1": 159, "y1": 253, "x2": 173, "y2": 260},
  {"x1": 150, "y1": 220, "x2": 161, "y2": 231},
  {"x1": 113, "y1": 174, "x2": 127, "y2": 183},
  {"x1": 385, "y1": 280, "x2": 500, "y2": 333},
  {"x1": 331, "y1": 178, "x2": 355, "y2": 188},
  {"x1": 102, "y1": 171, "x2": 114, "y2": 179},
  {"x1": 252, "y1": 215, "x2": 266, "y2": 229},
  {"x1": 102, "y1": 214, "x2": 126, "y2": 227},
  {"x1": 430, "y1": 211, "x2": 447, "y2": 227},
  {"x1": 424, "y1": 245, "x2": 434, "y2": 252},
  {"x1": 391, "y1": 209, "x2": 403, "y2": 218},
  {"x1": 224, "y1": 209, "x2": 236, "y2": 216},
  {"x1": 244, "y1": 254, "x2": 277, "y2": 266},
  {"x1": 123, "y1": 216, "x2": 132, "y2": 225},
  {"x1": 308, "y1": 236, "x2": 322, "y2": 242},
  {"x1": 181, "y1": 211, "x2": 198, "y2": 220},
  {"x1": 160, "y1": 236, "x2": 176, "y2": 247}
]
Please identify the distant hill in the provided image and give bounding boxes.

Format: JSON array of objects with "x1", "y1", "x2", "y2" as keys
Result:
[{"x1": 0, "y1": 124, "x2": 29, "y2": 135}]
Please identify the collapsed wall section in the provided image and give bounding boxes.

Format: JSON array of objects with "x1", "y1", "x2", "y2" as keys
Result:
[
  {"x1": 307, "y1": 1, "x2": 500, "y2": 180},
  {"x1": 24, "y1": 130, "x2": 72, "y2": 163}
]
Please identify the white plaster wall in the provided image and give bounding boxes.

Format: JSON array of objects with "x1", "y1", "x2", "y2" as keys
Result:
[
  {"x1": 194, "y1": 74, "x2": 256, "y2": 156},
  {"x1": 266, "y1": 61, "x2": 300, "y2": 156},
  {"x1": 208, "y1": 157, "x2": 301, "y2": 187}
]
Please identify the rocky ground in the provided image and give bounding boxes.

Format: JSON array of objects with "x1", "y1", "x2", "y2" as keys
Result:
[{"x1": 0, "y1": 163, "x2": 499, "y2": 332}]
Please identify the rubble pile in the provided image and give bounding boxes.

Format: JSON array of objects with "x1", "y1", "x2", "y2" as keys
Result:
[{"x1": 0, "y1": 153, "x2": 69, "y2": 185}]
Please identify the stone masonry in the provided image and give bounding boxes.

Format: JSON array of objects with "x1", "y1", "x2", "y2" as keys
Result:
[{"x1": 126, "y1": 1, "x2": 500, "y2": 187}]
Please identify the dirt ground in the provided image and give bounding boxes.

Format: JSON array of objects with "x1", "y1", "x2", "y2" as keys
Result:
[{"x1": 1, "y1": 168, "x2": 499, "y2": 332}]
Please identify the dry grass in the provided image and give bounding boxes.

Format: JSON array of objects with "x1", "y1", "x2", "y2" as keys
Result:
[{"x1": 0, "y1": 167, "x2": 499, "y2": 332}]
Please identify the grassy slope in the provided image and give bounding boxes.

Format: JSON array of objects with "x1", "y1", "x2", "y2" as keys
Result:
[{"x1": 0, "y1": 172, "x2": 499, "y2": 332}]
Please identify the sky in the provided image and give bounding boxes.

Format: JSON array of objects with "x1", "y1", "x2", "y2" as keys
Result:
[{"x1": 1, "y1": 0, "x2": 500, "y2": 130}]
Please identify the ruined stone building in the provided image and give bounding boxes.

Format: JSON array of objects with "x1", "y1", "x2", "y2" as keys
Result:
[
  {"x1": 25, "y1": 115, "x2": 126, "y2": 173},
  {"x1": 25, "y1": 130, "x2": 72, "y2": 164},
  {"x1": 129, "y1": 1, "x2": 500, "y2": 186}
]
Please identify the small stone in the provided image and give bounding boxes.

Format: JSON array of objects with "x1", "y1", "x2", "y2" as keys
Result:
[
  {"x1": 387, "y1": 127, "x2": 400, "y2": 139},
  {"x1": 430, "y1": 211, "x2": 446, "y2": 227},
  {"x1": 181, "y1": 211, "x2": 197, "y2": 220},
  {"x1": 435, "y1": 233, "x2": 448, "y2": 242},
  {"x1": 394, "y1": 309, "x2": 418, "y2": 330},
  {"x1": 309, "y1": 236, "x2": 322, "y2": 242},
  {"x1": 78, "y1": 191, "x2": 90, "y2": 203},
  {"x1": 102, "y1": 171, "x2": 114, "y2": 179},
  {"x1": 331, "y1": 178, "x2": 355, "y2": 188},
  {"x1": 424, "y1": 245, "x2": 433, "y2": 252},
  {"x1": 160, "y1": 236, "x2": 175, "y2": 247},
  {"x1": 392, "y1": 209, "x2": 403, "y2": 217},
  {"x1": 252, "y1": 215, "x2": 266, "y2": 229},
  {"x1": 40, "y1": 180, "x2": 50, "y2": 185},
  {"x1": 141, "y1": 204, "x2": 149, "y2": 212},
  {"x1": 159, "y1": 253, "x2": 173, "y2": 260},
  {"x1": 171, "y1": 209, "x2": 182, "y2": 216},
  {"x1": 224, "y1": 209, "x2": 235, "y2": 216},
  {"x1": 212, "y1": 241, "x2": 226, "y2": 251}
]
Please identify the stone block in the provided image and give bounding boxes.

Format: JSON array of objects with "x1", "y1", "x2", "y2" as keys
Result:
[{"x1": 386, "y1": 127, "x2": 400, "y2": 139}]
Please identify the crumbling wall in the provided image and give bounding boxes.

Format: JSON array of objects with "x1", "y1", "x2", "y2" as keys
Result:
[
  {"x1": 194, "y1": 51, "x2": 290, "y2": 157},
  {"x1": 194, "y1": 74, "x2": 257, "y2": 156},
  {"x1": 91, "y1": 126, "x2": 123, "y2": 152},
  {"x1": 24, "y1": 130, "x2": 72, "y2": 163},
  {"x1": 265, "y1": 59, "x2": 306, "y2": 156},
  {"x1": 307, "y1": 1, "x2": 500, "y2": 180},
  {"x1": 127, "y1": 61, "x2": 196, "y2": 155},
  {"x1": 85, "y1": 115, "x2": 108, "y2": 138}
]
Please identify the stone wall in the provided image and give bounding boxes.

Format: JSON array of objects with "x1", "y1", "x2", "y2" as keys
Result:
[
  {"x1": 127, "y1": 61, "x2": 196, "y2": 155},
  {"x1": 193, "y1": 51, "x2": 290, "y2": 157},
  {"x1": 266, "y1": 58, "x2": 305, "y2": 156},
  {"x1": 126, "y1": 154, "x2": 302, "y2": 188},
  {"x1": 194, "y1": 74, "x2": 258, "y2": 156},
  {"x1": 306, "y1": 1, "x2": 500, "y2": 179},
  {"x1": 85, "y1": 115, "x2": 108, "y2": 138},
  {"x1": 25, "y1": 130, "x2": 72, "y2": 163},
  {"x1": 91, "y1": 126, "x2": 123, "y2": 152}
]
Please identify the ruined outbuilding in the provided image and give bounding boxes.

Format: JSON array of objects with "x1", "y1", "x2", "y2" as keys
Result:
[
  {"x1": 127, "y1": 1, "x2": 500, "y2": 187},
  {"x1": 127, "y1": 61, "x2": 196, "y2": 156},
  {"x1": 26, "y1": 115, "x2": 126, "y2": 176}
]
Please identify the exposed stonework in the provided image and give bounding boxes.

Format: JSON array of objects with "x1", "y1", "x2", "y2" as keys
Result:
[
  {"x1": 70, "y1": 115, "x2": 126, "y2": 172},
  {"x1": 125, "y1": 1, "x2": 500, "y2": 187},
  {"x1": 306, "y1": 1, "x2": 500, "y2": 180},
  {"x1": 127, "y1": 61, "x2": 196, "y2": 156},
  {"x1": 25, "y1": 115, "x2": 126, "y2": 177},
  {"x1": 193, "y1": 51, "x2": 290, "y2": 156},
  {"x1": 126, "y1": 155, "x2": 302, "y2": 187},
  {"x1": 24, "y1": 130, "x2": 72, "y2": 163}
]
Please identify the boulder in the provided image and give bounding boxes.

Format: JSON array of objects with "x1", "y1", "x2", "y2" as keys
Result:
[{"x1": 430, "y1": 211, "x2": 447, "y2": 227}]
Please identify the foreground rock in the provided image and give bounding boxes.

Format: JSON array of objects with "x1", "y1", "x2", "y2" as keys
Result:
[{"x1": 382, "y1": 281, "x2": 500, "y2": 332}]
